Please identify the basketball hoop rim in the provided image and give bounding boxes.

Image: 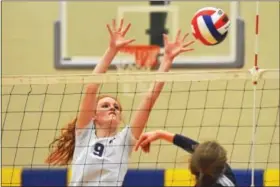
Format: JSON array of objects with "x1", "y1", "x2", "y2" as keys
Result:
[
  {"x1": 119, "y1": 45, "x2": 161, "y2": 68},
  {"x1": 120, "y1": 44, "x2": 160, "y2": 50}
]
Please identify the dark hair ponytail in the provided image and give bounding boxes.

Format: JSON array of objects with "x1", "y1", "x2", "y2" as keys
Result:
[
  {"x1": 189, "y1": 141, "x2": 227, "y2": 187},
  {"x1": 196, "y1": 172, "x2": 218, "y2": 187}
]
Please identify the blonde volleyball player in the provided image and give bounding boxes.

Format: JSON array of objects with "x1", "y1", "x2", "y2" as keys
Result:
[
  {"x1": 45, "y1": 19, "x2": 195, "y2": 186},
  {"x1": 134, "y1": 131, "x2": 237, "y2": 187}
]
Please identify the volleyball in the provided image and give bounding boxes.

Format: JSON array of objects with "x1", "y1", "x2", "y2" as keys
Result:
[{"x1": 191, "y1": 7, "x2": 230, "y2": 46}]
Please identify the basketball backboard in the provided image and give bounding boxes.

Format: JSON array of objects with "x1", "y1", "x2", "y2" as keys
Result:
[{"x1": 54, "y1": 1, "x2": 245, "y2": 69}]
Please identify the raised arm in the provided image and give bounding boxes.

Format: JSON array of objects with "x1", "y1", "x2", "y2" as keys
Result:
[
  {"x1": 130, "y1": 30, "x2": 195, "y2": 139},
  {"x1": 76, "y1": 19, "x2": 135, "y2": 131},
  {"x1": 134, "y1": 130, "x2": 199, "y2": 154}
]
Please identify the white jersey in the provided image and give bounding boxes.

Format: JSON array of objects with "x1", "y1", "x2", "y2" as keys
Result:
[{"x1": 69, "y1": 121, "x2": 135, "y2": 186}]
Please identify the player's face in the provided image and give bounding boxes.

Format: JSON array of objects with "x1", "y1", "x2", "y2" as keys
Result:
[{"x1": 95, "y1": 97, "x2": 122, "y2": 128}]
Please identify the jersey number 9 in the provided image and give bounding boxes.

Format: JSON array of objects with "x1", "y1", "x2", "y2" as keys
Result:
[{"x1": 93, "y1": 143, "x2": 105, "y2": 157}]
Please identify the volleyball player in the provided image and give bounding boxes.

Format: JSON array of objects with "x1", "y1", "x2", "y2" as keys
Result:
[
  {"x1": 135, "y1": 130, "x2": 237, "y2": 187},
  {"x1": 45, "y1": 19, "x2": 195, "y2": 186}
]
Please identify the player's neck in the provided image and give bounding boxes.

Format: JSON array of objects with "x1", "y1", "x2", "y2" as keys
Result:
[{"x1": 95, "y1": 127, "x2": 117, "y2": 138}]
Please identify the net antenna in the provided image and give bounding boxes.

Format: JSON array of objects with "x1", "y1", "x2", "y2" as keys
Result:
[{"x1": 249, "y1": 1, "x2": 260, "y2": 187}]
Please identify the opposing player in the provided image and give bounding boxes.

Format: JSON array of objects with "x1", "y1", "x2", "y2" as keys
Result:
[
  {"x1": 135, "y1": 130, "x2": 237, "y2": 187},
  {"x1": 45, "y1": 19, "x2": 195, "y2": 186}
]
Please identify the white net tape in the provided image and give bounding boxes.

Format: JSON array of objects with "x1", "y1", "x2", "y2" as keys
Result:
[{"x1": 2, "y1": 69, "x2": 279, "y2": 86}]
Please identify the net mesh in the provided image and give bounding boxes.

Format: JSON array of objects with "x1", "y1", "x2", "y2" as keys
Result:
[{"x1": 1, "y1": 70, "x2": 279, "y2": 186}]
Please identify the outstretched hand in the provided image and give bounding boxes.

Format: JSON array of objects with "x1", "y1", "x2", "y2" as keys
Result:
[
  {"x1": 164, "y1": 30, "x2": 195, "y2": 60},
  {"x1": 107, "y1": 19, "x2": 135, "y2": 50},
  {"x1": 134, "y1": 131, "x2": 160, "y2": 153}
]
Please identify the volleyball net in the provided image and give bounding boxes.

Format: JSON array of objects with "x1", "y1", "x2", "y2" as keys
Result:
[{"x1": 1, "y1": 69, "x2": 279, "y2": 186}]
